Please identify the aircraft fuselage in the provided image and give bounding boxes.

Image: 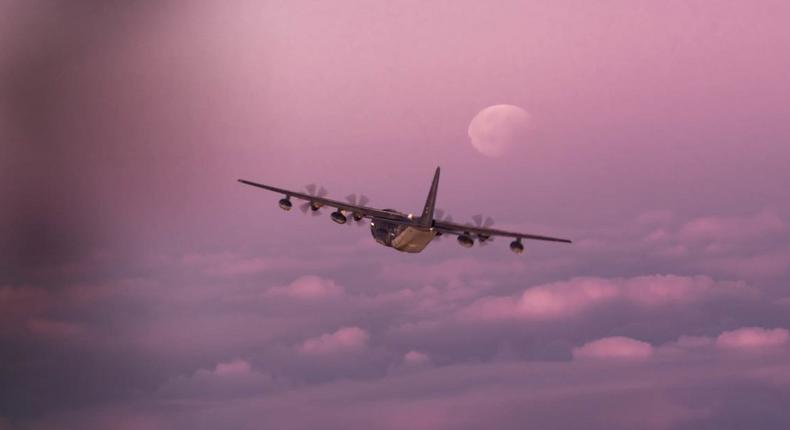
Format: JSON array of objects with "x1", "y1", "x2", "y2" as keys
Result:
[{"x1": 370, "y1": 212, "x2": 436, "y2": 253}]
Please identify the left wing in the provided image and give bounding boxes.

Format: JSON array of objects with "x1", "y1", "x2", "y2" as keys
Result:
[
  {"x1": 434, "y1": 219, "x2": 572, "y2": 244},
  {"x1": 237, "y1": 179, "x2": 409, "y2": 223}
]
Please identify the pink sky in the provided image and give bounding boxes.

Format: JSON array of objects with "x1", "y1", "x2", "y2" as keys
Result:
[{"x1": 2, "y1": 1, "x2": 790, "y2": 428}]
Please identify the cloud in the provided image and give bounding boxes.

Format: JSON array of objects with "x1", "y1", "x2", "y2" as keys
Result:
[
  {"x1": 572, "y1": 210, "x2": 790, "y2": 282},
  {"x1": 26, "y1": 318, "x2": 84, "y2": 338},
  {"x1": 266, "y1": 275, "x2": 344, "y2": 300},
  {"x1": 378, "y1": 257, "x2": 526, "y2": 286},
  {"x1": 30, "y1": 343, "x2": 790, "y2": 430},
  {"x1": 461, "y1": 275, "x2": 752, "y2": 321},
  {"x1": 678, "y1": 211, "x2": 786, "y2": 245},
  {"x1": 716, "y1": 327, "x2": 789, "y2": 350},
  {"x1": 695, "y1": 252, "x2": 790, "y2": 280},
  {"x1": 0, "y1": 285, "x2": 51, "y2": 336},
  {"x1": 673, "y1": 335, "x2": 715, "y2": 349},
  {"x1": 389, "y1": 350, "x2": 433, "y2": 375},
  {"x1": 214, "y1": 358, "x2": 252, "y2": 375},
  {"x1": 637, "y1": 210, "x2": 675, "y2": 226},
  {"x1": 647, "y1": 211, "x2": 790, "y2": 279},
  {"x1": 299, "y1": 327, "x2": 369, "y2": 355},
  {"x1": 403, "y1": 350, "x2": 431, "y2": 366},
  {"x1": 573, "y1": 336, "x2": 654, "y2": 360},
  {"x1": 655, "y1": 327, "x2": 790, "y2": 358},
  {"x1": 0, "y1": 285, "x2": 50, "y2": 309},
  {"x1": 157, "y1": 358, "x2": 276, "y2": 400},
  {"x1": 180, "y1": 252, "x2": 338, "y2": 277}
]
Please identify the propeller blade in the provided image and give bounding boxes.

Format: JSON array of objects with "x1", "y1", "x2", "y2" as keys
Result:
[
  {"x1": 433, "y1": 209, "x2": 454, "y2": 241},
  {"x1": 434, "y1": 209, "x2": 453, "y2": 223},
  {"x1": 301, "y1": 184, "x2": 328, "y2": 214},
  {"x1": 471, "y1": 214, "x2": 495, "y2": 228},
  {"x1": 470, "y1": 214, "x2": 495, "y2": 244},
  {"x1": 483, "y1": 216, "x2": 494, "y2": 228},
  {"x1": 345, "y1": 193, "x2": 370, "y2": 207},
  {"x1": 344, "y1": 193, "x2": 369, "y2": 225},
  {"x1": 305, "y1": 184, "x2": 328, "y2": 197}
]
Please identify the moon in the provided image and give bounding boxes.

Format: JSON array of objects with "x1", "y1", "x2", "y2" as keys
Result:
[{"x1": 467, "y1": 104, "x2": 532, "y2": 157}]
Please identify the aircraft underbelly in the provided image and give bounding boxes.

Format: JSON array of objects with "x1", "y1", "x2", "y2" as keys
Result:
[{"x1": 391, "y1": 227, "x2": 436, "y2": 253}]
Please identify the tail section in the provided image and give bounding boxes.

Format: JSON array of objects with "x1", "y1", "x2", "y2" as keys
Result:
[{"x1": 419, "y1": 166, "x2": 440, "y2": 227}]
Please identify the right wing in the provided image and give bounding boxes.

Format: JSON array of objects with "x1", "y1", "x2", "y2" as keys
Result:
[
  {"x1": 237, "y1": 179, "x2": 409, "y2": 223},
  {"x1": 434, "y1": 219, "x2": 572, "y2": 244}
]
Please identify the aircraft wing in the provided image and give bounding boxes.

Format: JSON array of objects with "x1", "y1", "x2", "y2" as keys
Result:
[
  {"x1": 433, "y1": 219, "x2": 572, "y2": 244},
  {"x1": 237, "y1": 179, "x2": 409, "y2": 223}
]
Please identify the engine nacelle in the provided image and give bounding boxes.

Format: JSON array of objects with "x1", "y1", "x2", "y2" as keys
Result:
[
  {"x1": 457, "y1": 234, "x2": 474, "y2": 248},
  {"x1": 330, "y1": 211, "x2": 347, "y2": 224},
  {"x1": 278, "y1": 198, "x2": 292, "y2": 211},
  {"x1": 509, "y1": 240, "x2": 524, "y2": 254}
]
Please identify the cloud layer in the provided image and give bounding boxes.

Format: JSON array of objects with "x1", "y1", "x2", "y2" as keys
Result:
[{"x1": 3, "y1": 0, "x2": 790, "y2": 429}]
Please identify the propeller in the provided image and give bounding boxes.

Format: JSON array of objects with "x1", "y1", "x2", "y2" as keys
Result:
[
  {"x1": 345, "y1": 193, "x2": 370, "y2": 207},
  {"x1": 471, "y1": 214, "x2": 494, "y2": 228},
  {"x1": 470, "y1": 214, "x2": 495, "y2": 246},
  {"x1": 299, "y1": 184, "x2": 328, "y2": 216},
  {"x1": 434, "y1": 209, "x2": 454, "y2": 224},
  {"x1": 433, "y1": 209, "x2": 454, "y2": 240},
  {"x1": 344, "y1": 194, "x2": 370, "y2": 224}
]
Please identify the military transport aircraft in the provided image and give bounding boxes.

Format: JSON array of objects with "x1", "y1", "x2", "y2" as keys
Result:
[{"x1": 238, "y1": 167, "x2": 571, "y2": 254}]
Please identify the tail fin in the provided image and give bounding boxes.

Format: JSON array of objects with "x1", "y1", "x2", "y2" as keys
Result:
[{"x1": 419, "y1": 166, "x2": 440, "y2": 227}]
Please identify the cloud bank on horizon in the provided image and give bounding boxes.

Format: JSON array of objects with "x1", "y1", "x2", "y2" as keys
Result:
[{"x1": 2, "y1": 1, "x2": 790, "y2": 429}]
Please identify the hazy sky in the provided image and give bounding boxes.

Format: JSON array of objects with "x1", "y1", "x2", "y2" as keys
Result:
[{"x1": 2, "y1": 1, "x2": 790, "y2": 429}]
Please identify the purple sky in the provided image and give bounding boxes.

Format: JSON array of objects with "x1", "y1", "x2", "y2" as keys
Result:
[{"x1": 2, "y1": 1, "x2": 790, "y2": 429}]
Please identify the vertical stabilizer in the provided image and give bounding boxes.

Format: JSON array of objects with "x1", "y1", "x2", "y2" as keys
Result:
[{"x1": 419, "y1": 167, "x2": 440, "y2": 227}]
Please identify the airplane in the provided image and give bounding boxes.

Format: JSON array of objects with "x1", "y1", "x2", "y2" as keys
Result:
[{"x1": 238, "y1": 167, "x2": 571, "y2": 254}]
